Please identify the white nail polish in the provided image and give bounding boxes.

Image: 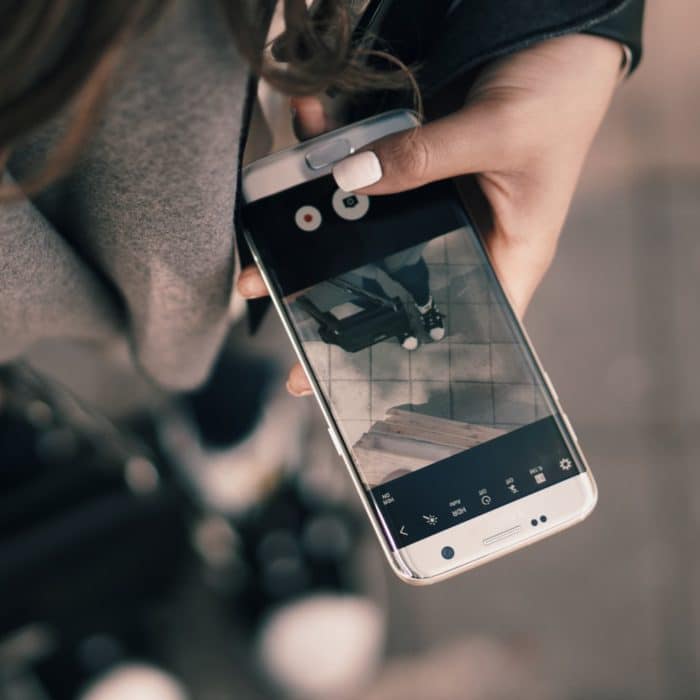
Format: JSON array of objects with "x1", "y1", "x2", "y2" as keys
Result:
[{"x1": 332, "y1": 151, "x2": 382, "y2": 192}]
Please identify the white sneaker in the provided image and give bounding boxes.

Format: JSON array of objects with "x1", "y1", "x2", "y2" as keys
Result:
[
  {"x1": 401, "y1": 334, "x2": 419, "y2": 351},
  {"x1": 417, "y1": 299, "x2": 445, "y2": 342}
]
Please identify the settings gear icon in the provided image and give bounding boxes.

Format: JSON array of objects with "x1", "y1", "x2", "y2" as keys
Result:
[{"x1": 559, "y1": 457, "x2": 573, "y2": 471}]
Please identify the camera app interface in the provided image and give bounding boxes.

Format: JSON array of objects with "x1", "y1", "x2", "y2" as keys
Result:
[{"x1": 244, "y1": 176, "x2": 583, "y2": 548}]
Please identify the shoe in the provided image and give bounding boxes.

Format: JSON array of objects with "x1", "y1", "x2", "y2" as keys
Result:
[
  {"x1": 400, "y1": 333, "x2": 419, "y2": 351},
  {"x1": 417, "y1": 299, "x2": 445, "y2": 341}
]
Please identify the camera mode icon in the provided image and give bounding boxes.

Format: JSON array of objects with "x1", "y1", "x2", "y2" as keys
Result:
[{"x1": 332, "y1": 188, "x2": 370, "y2": 220}]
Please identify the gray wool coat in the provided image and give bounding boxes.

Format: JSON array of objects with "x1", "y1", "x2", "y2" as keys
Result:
[{"x1": 1, "y1": 0, "x2": 250, "y2": 392}]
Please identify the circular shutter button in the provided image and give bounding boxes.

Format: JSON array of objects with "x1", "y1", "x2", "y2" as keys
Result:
[{"x1": 294, "y1": 205, "x2": 322, "y2": 231}]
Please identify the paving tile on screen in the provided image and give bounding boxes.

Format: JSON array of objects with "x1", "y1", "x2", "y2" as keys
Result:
[
  {"x1": 370, "y1": 341, "x2": 410, "y2": 380},
  {"x1": 447, "y1": 303, "x2": 491, "y2": 343},
  {"x1": 330, "y1": 345, "x2": 370, "y2": 381},
  {"x1": 445, "y1": 228, "x2": 482, "y2": 263},
  {"x1": 410, "y1": 341, "x2": 450, "y2": 381},
  {"x1": 448, "y1": 265, "x2": 490, "y2": 304},
  {"x1": 341, "y1": 419, "x2": 372, "y2": 447},
  {"x1": 423, "y1": 237, "x2": 447, "y2": 263},
  {"x1": 451, "y1": 382, "x2": 494, "y2": 423},
  {"x1": 450, "y1": 343, "x2": 491, "y2": 382},
  {"x1": 491, "y1": 343, "x2": 535, "y2": 384},
  {"x1": 304, "y1": 341, "x2": 330, "y2": 379},
  {"x1": 330, "y1": 379, "x2": 370, "y2": 420},
  {"x1": 426, "y1": 263, "x2": 449, "y2": 303},
  {"x1": 410, "y1": 381, "x2": 451, "y2": 418},
  {"x1": 371, "y1": 380, "x2": 411, "y2": 421},
  {"x1": 535, "y1": 389, "x2": 553, "y2": 419},
  {"x1": 489, "y1": 303, "x2": 517, "y2": 343},
  {"x1": 493, "y1": 383, "x2": 536, "y2": 424}
]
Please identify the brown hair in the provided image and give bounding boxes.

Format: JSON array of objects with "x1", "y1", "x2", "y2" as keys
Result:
[{"x1": 0, "y1": 0, "x2": 412, "y2": 199}]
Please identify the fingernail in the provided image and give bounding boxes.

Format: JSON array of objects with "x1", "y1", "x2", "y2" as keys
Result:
[
  {"x1": 332, "y1": 151, "x2": 382, "y2": 192},
  {"x1": 286, "y1": 380, "x2": 312, "y2": 397},
  {"x1": 238, "y1": 273, "x2": 266, "y2": 298}
]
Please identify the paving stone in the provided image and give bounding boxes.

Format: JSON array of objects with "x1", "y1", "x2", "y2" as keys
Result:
[
  {"x1": 410, "y1": 341, "x2": 450, "y2": 381},
  {"x1": 445, "y1": 227, "x2": 483, "y2": 264},
  {"x1": 446, "y1": 303, "x2": 491, "y2": 343},
  {"x1": 410, "y1": 381, "x2": 451, "y2": 418},
  {"x1": 371, "y1": 380, "x2": 411, "y2": 421},
  {"x1": 491, "y1": 343, "x2": 535, "y2": 384},
  {"x1": 426, "y1": 263, "x2": 450, "y2": 303},
  {"x1": 340, "y1": 419, "x2": 372, "y2": 447},
  {"x1": 448, "y1": 265, "x2": 491, "y2": 304},
  {"x1": 493, "y1": 383, "x2": 536, "y2": 425},
  {"x1": 329, "y1": 379, "x2": 370, "y2": 420},
  {"x1": 423, "y1": 236, "x2": 447, "y2": 263},
  {"x1": 449, "y1": 343, "x2": 491, "y2": 382},
  {"x1": 330, "y1": 345, "x2": 370, "y2": 381},
  {"x1": 370, "y1": 341, "x2": 410, "y2": 380},
  {"x1": 303, "y1": 340, "x2": 330, "y2": 380},
  {"x1": 490, "y1": 302, "x2": 518, "y2": 343},
  {"x1": 450, "y1": 382, "x2": 494, "y2": 424}
]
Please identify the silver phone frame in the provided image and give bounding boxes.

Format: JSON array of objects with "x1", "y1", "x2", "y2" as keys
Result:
[{"x1": 241, "y1": 109, "x2": 598, "y2": 585}]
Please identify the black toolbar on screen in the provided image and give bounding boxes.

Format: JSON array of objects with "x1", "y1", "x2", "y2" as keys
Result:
[
  {"x1": 243, "y1": 176, "x2": 467, "y2": 296},
  {"x1": 372, "y1": 416, "x2": 581, "y2": 548}
]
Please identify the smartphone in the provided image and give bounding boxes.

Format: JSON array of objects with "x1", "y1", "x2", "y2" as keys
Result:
[{"x1": 241, "y1": 109, "x2": 597, "y2": 584}]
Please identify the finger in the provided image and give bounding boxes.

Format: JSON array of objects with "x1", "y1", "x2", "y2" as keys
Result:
[
  {"x1": 483, "y1": 224, "x2": 558, "y2": 319},
  {"x1": 332, "y1": 104, "x2": 506, "y2": 195},
  {"x1": 237, "y1": 265, "x2": 268, "y2": 299},
  {"x1": 286, "y1": 362, "x2": 312, "y2": 397},
  {"x1": 291, "y1": 96, "x2": 336, "y2": 141}
]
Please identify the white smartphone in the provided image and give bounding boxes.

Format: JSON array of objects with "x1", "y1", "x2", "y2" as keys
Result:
[{"x1": 241, "y1": 109, "x2": 597, "y2": 585}]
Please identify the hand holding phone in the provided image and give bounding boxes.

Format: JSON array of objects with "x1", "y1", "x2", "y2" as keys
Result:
[
  {"x1": 240, "y1": 33, "x2": 624, "y2": 331},
  {"x1": 240, "y1": 109, "x2": 597, "y2": 584}
]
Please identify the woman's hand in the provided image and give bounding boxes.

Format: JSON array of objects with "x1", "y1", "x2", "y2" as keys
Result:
[{"x1": 237, "y1": 33, "x2": 625, "y2": 396}]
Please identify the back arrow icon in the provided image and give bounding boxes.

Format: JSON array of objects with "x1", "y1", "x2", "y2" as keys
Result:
[{"x1": 399, "y1": 526, "x2": 408, "y2": 536}]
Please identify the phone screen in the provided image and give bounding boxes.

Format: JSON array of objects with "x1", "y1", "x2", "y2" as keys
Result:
[{"x1": 244, "y1": 175, "x2": 584, "y2": 548}]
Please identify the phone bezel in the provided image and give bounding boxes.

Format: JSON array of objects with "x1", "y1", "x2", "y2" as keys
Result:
[{"x1": 241, "y1": 109, "x2": 597, "y2": 584}]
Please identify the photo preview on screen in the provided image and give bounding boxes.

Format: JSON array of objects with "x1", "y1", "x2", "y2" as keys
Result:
[{"x1": 244, "y1": 176, "x2": 581, "y2": 546}]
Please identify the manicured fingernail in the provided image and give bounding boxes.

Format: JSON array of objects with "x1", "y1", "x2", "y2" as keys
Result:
[
  {"x1": 286, "y1": 380, "x2": 312, "y2": 397},
  {"x1": 238, "y1": 273, "x2": 266, "y2": 298},
  {"x1": 332, "y1": 151, "x2": 382, "y2": 192}
]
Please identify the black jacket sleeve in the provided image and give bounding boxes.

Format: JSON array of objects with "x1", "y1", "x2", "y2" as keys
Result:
[
  {"x1": 585, "y1": 0, "x2": 644, "y2": 72},
  {"x1": 368, "y1": 0, "x2": 644, "y2": 98}
]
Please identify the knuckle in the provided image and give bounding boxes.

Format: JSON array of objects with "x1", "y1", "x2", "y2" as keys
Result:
[{"x1": 382, "y1": 132, "x2": 431, "y2": 186}]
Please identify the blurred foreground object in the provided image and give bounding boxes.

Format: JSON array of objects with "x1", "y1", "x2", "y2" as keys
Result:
[
  {"x1": 79, "y1": 664, "x2": 188, "y2": 700},
  {"x1": 0, "y1": 366, "x2": 190, "y2": 698},
  {"x1": 257, "y1": 594, "x2": 385, "y2": 699}
]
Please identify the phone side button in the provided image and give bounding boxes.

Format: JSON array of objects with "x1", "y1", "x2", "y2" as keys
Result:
[
  {"x1": 327, "y1": 427, "x2": 345, "y2": 458},
  {"x1": 562, "y1": 413, "x2": 579, "y2": 444},
  {"x1": 306, "y1": 139, "x2": 352, "y2": 170}
]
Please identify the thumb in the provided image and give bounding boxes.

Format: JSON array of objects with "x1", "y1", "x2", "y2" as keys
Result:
[
  {"x1": 290, "y1": 96, "x2": 336, "y2": 141},
  {"x1": 332, "y1": 105, "x2": 502, "y2": 195}
]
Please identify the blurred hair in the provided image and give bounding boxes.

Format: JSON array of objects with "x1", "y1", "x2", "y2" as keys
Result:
[{"x1": 0, "y1": 0, "x2": 415, "y2": 199}]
